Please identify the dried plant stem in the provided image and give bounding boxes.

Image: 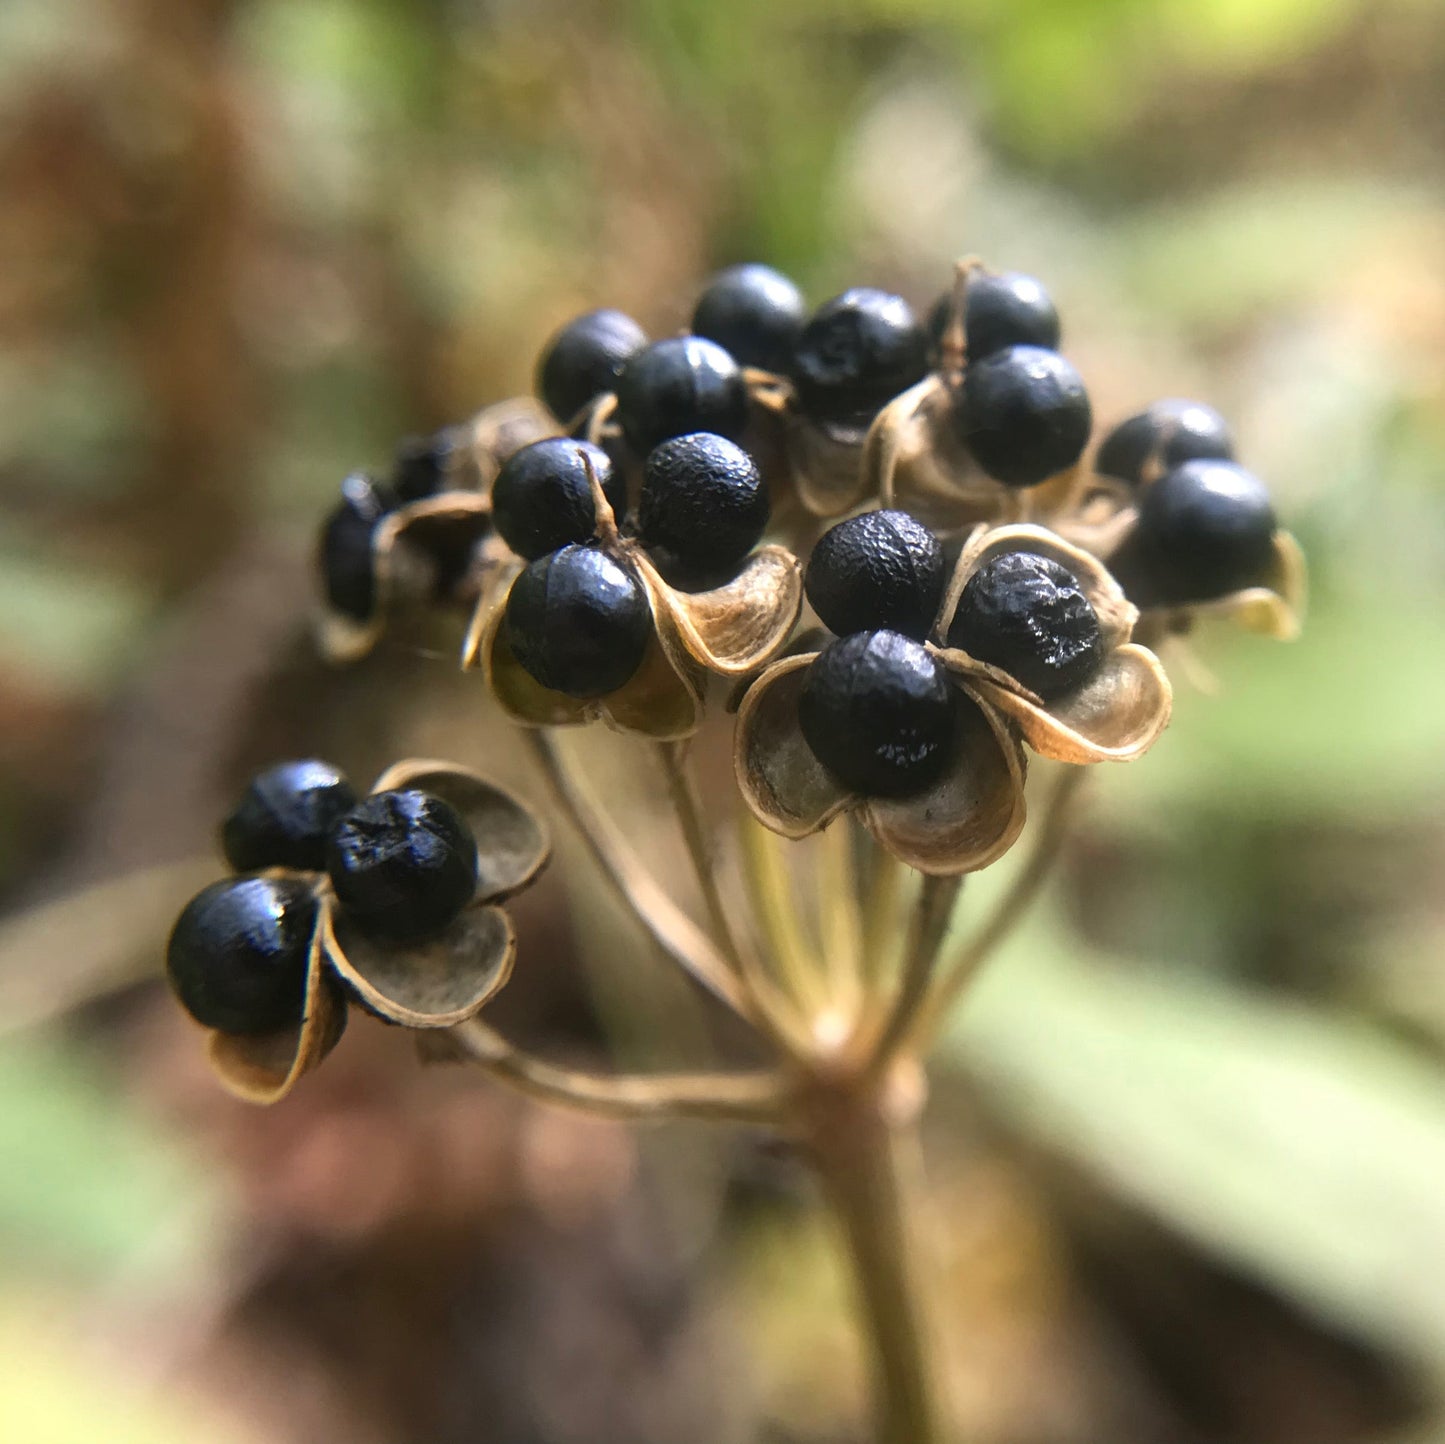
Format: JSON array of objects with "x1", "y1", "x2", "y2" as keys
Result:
[
  {"x1": 449, "y1": 1018, "x2": 787, "y2": 1123},
  {"x1": 522, "y1": 729, "x2": 753, "y2": 1021},
  {"x1": 912, "y1": 765, "x2": 1086, "y2": 1046},
  {"x1": 817, "y1": 821, "x2": 865, "y2": 1016},
  {"x1": 804, "y1": 1080, "x2": 946, "y2": 1444},
  {"x1": 864, "y1": 874, "x2": 963, "y2": 1075}
]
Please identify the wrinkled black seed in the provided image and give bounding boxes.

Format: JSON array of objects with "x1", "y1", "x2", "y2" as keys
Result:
[
  {"x1": 805, "y1": 509, "x2": 944, "y2": 642},
  {"x1": 1095, "y1": 399, "x2": 1235, "y2": 489},
  {"x1": 955, "y1": 344, "x2": 1092, "y2": 487},
  {"x1": 948, "y1": 552, "x2": 1103, "y2": 700},
  {"x1": 166, "y1": 875, "x2": 317, "y2": 1035},
  {"x1": 691, "y1": 263, "x2": 806, "y2": 372},
  {"x1": 638, "y1": 432, "x2": 769, "y2": 592},
  {"x1": 222, "y1": 759, "x2": 358, "y2": 874},
  {"x1": 319, "y1": 473, "x2": 396, "y2": 620},
  {"x1": 789, "y1": 288, "x2": 928, "y2": 428},
  {"x1": 536, "y1": 308, "x2": 648, "y2": 424},
  {"x1": 492, "y1": 438, "x2": 627, "y2": 560},
  {"x1": 615, "y1": 336, "x2": 749, "y2": 455},
  {"x1": 1110, "y1": 459, "x2": 1277, "y2": 607},
  {"x1": 326, "y1": 789, "x2": 478, "y2": 943},
  {"x1": 927, "y1": 271, "x2": 1060, "y2": 364},
  {"x1": 798, "y1": 630, "x2": 957, "y2": 799},
  {"x1": 504, "y1": 544, "x2": 652, "y2": 698}
]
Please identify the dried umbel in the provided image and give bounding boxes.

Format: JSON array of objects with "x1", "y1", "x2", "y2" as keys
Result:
[{"x1": 169, "y1": 250, "x2": 1308, "y2": 1444}]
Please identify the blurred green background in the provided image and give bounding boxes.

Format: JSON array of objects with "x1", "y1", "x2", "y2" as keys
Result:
[{"x1": 1, "y1": 1, "x2": 1444, "y2": 1441}]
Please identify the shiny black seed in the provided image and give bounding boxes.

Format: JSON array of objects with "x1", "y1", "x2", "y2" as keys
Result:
[
  {"x1": 798, "y1": 630, "x2": 956, "y2": 799},
  {"x1": 504, "y1": 544, "x2": 652, "y2": 698},
  {"x1": 806, "y1": 509, "x2": 944, "y2": 642},
  {"x1": 927, "y1": 271, "x2": 1060, "y2": 364},
  {"x1": 638, "y1": 432, "x2": 768, "y2": 592},
  {"x1": 222, "y1": 759, "x2": 358, "y2": 874},
  {"x1": 536, "y1": 308, "x2": 648, "y2": 424},
  {"x1": 319, "y1": 473, "x2": 397, "y2": 620},
  {"x1": 948, "y1": 551, "x2": 1102, "y2": 700},
  {"x1": 166, "y1": 875, "x2": 316, "y2": 1034},
  {"x1": 789, "y1": 288, "x2": 928, "y2": 428},
  {"x1": 1110, "y1": 459, "x2": 1276, "y2": 607},
  {"x1": 492, "y1": 438, "x2": 627, "y2": 560},
  {"x1": 392, "y1": 428, "x2": 460, "y2": 503},
  {"x1": 1094, "y1": 399, "x2": 1235, "y2": 489},
  {"x1": 615, "y1": 336, "x2": 749, "y2": 455},
  {"x1": 956, "y1": 345, "x2": 1092, "y2": 487},
  {"x1": 691, "y1": 263, "x2": 805, "y2": 373},
  {"x1": 326, "y1": 789, "x2": 478, "y2": 943}
]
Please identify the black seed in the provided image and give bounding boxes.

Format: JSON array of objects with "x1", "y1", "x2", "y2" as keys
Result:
[
  {"x1": 536, "y1": 308, "x2": 648, "y2": 424},
  {"x1": 166, "y1": 875, "x2": 316, "y2": 1035},
  {"x1": 318, "y1": 474, "x2": 396, "y2": 621},
  {"x1": 927, "y1": 271, "x2": 1060, "y2": 364},
  {"x1": 789, "y1": 288, "x2": 928, "y2": 428},
  {"x1": 504, "y1": 544, "x2": 652, "y2": 698},
  {"x1": 615, "y1": 336, "x2": 749, "y2": 455},
  {"x1": 948, "y1": 551, "x2": 1103, "y2": 700},
  {"x1": 1094, "y1": 398, "x2": 1235, "y2": 489},
  {"x1": 1110, "y1": 459, "x2": 1276, "y2": 607},
  {"x1": 492, "y1": 438, "x2": 627, "y2": 560},
  {"x1": 691, "y1": 263, "x2": 805, "y2": 372},
  {"x1": 222, "y1": 759, "x2": 358, "y2": 873},
  {"x1": 955, "y1": 345, "x2": 1092, "y2": 487},
  {"x1": 326, "y1": 789, "x2": 478, "y2": 943},
  {"x1": 947, "y1": 552, "x2": 1103, "y2": 699},
  {"x1": 638, "y1": 432, "x2": 769, "y2": 592},
  {"x1": 798, "y1": 630, "x2": 956, "y2": 798},
  {"x1": 392, "y1": 428, "x2": 459, "y2": 503},
  {"x1": 806, "y1": 509, "x2": 944, "y2": 642}
]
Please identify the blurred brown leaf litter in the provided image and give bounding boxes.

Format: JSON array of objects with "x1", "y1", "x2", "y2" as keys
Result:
[{"x1": 2, "y1": 0, "x2": 1445, "y2": 1440}]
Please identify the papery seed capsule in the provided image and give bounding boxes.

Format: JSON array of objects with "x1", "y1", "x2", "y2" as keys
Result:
[
  {"x1": 1110, "y1": 459, "x2": 1276, "y2": 607},
  {"x1": 1095, "y1": 399, "x2": 1235, "y2": 489},
  {"x1": 927, "y1": 271, "x2": 1060, "y2": 364},
  {"x1": 955, "y1": 344, "x2": 1092, "y2": 487},
  {"x1": 536, "y1": 308, "x2": 648, "y2": 425},
  {"x1": 616, "y1": 336, "x2": 749, "y2": 455},
  {"x1": 492, "y1": 438, "x2": 628, "y2": 560},
  {"x1": 326, "y1": 789, "x2": 478, "y2": 943},
  {"x1": 798, "y1": 629, "x2": 956, "y2": 798},
  {"x1": 504, "y1": 544, "x2": 652, "y2": 698},
  {"x1": 319, "y1": 474, "x2": 396, "y2": 621},
  {"x1": 789, "y1": 288, "x2": 929, "y2": 429},
  {"x1": 638, "y1": 432, "x2": 769, "y2": 592},
  {"x1": 167, "y1": 876, "x2": 317, "y2": 1034},
  {"x1": 222, "y1": 760, "x2": 358, "y2": 874},
  {"x1": 947, "y1": 551, "x2": 1103, "y2": 700},
  {"x1": 691, "y1": 263, "x2": 806, "y2": 373},
  {"x1": 805, "y1": 509, "x2": 944, "y2": 642}
]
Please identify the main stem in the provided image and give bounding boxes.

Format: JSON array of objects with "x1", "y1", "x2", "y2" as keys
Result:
[{"x1": 804, "y1": 1076, "x2": 945, "y2": 1444}]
